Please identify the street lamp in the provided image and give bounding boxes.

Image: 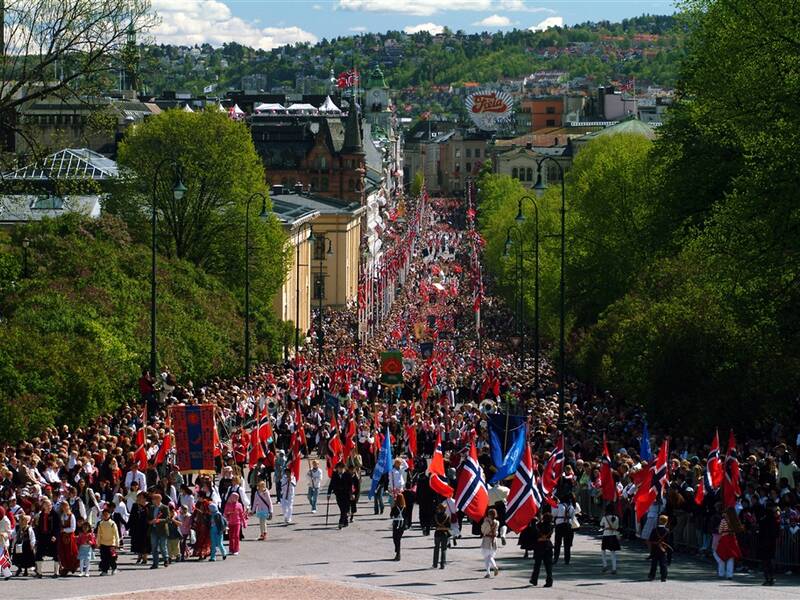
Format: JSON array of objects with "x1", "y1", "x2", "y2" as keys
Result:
[
  {"x1": 150, "y1": 159, "x2": 185, "y2": 381},
  {"x1": 513, "y1": 195, "x2": 541, "y2": 390},
  {"x1": 309, "y1": 227, "x2": 333, "y2": 360},
  {"x1": 503, "y1": 225, "x2": 526, "y2": 370},
  {"x1": 533, "y1": 158, "x2": 567, "y2": 431},
  {"x1": 244, "y1": 191, "x2": 270, "y2": 382},
  {"x1": 21, "y1": 237, "x2": 30, "y2": 278}
]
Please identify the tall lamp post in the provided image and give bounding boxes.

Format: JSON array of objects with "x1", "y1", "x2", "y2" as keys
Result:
[
  {"x1": 150, "y1": 160, "x2": 186, "y2": 381},
  {"x1": 244, "y1": 191, "x2": 270, "y2": 382},
  {"x1": 503, "y1": 225, "x2": 526, "y2": 370},
  {"x1": 513, "y1": 195, "x2": 541, "y2": 389},
  {"x1": 309, "y1": 227, "x2": 333, "y2": 360},
  {"x1": 533, "y1": 158, "x2": 566, "y2": 431}
]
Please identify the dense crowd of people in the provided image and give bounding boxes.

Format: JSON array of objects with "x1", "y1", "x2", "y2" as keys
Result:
[{"x1": 1, "y1": 194, "x2": 798, "y2": 589}]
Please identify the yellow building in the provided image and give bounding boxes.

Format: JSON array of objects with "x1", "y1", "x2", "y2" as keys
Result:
[
  {"x1": 271, "y1": 189, "x2": 365, "y2": 309},
  {"x1": 270, "y1": 198, "x2": 319, "y2": 352}
]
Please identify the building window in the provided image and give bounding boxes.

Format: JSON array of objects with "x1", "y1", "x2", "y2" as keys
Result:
[
  {"x1": 526, "y1": 167, "x2": 533, "y2": 181},
  {"x1": 321, "y1": 176, "x2": 329, "y2": 191},
  {"x1": 313, "y1": 274, "x2": 325, "y2": 300},
  {"x1": 475, "y1": 148, "x2": 481, "y2": 158},
  {"x1": 455, "y1": 164, "x2": 461, "y2": 173},
  {"x1": 546, "y1": 106, "x2": 556, "y2": 114},
  {"x1": 312, "y1": 237, "x2": 326, "y2": 261},
  {"x1": 348, "y1": 178, "x2": 355, "y2": 191},
  {"x1": 319, "y1": 156, "x2": 327, "y2": 170},
  {"x1": 512, "y1": 167, "x2": 518, "y2": 179},
  {"x1": 465, "y1": 148, "x2": 472, "y2": 158},
  {"x1": 311, "y1": 177, "x2": 318, "y2": 191},
  {"x1": 546, "y1": 119, "x2": 556, "y2": 127},
  {"x1": 455, "y1": 149, "x2": 461, "y2": 159},
  {"x1": 30, "y1": 195, "x2": 64, "y2": 210},
  {"x1": 466, "y1": 162, "x2": 471, "y2": 174}
]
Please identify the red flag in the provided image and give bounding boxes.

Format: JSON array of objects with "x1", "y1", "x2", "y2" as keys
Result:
[
  {"x1": 600, "y1": 434, "x2": 617, "y2": 502},
  {"x1": 695, "y1": 430, "x2": 723, "y2": 506},
  {"x1": 430, "y1": 432, "x2": 446, "y2": 476},
  {"x1": 542, "y1": 435, "x2": 564, "y2": 495},
  {"x1": 454, "y1": 442, "x2": 489, "y2": 522},
  {"x1": 248, "y1": 427, "x2": 264, "y2": 468},
  {"x1": 212, "y1": 420, "x2": 222, "y2": 457},
  {"x1": 721, "y1": 430, "x2": 740, "y2": 509},
  {"x1": 289, "y1": 432, "x2": 302, "y2": 482},
  {"x1": 634, "y1": 439, "x2": 668, "y2": 521},
  {"x1": 430, "y1": 473, "x2": 454, "y2": 498},
  {"x1": 506, "y1": 441, "x2": 543, "y2": 533},
  {"x1": 295, "y1": 406, "x2": 307, "y2": 447},
  {"x1": 258, "y1": 404, "x2": 273, "y2": 444},
  {"x1": 133, "y1": 444, "x2": 148, "y2": 471},
  {"x1": 154, "y1": 433, "x2": 172, "y2": 466},
  {"x1": 406, "y1": 424, "x2": 418, "y2": 458}
]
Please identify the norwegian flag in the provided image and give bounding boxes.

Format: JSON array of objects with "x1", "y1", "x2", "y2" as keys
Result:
[
  {"x1": 429, "y1": 432, "x2": 454, "y2": 498},
  {"x1": 600, "y1": 434, "x2": 617, "y2": 502},
  {"x1": 455, "y1": 441, "x2": 489, "y2": 522},
  {"x1": 248, "y1": 426, "x2": 265, "y2": 468},
  {"x1": 695, "y1": 430, "x2": 723, "y2": 506},
  {"x1": 336, "y1": 69, "x2": 359, "y2": 89},
  {"x1": 288, "y1": 431, "x2": 302, "y2": 482},
  {"x1": 406, "y1": 423, "x2": 418, "y2": 458},
  {"x1": 258, "y1": 404, "x2": 273, "y2": 444},
  {"x1": 506, "y1": 442, "x2": 547, "y2": 533},
  {"x1": 154, "y1": 432, "x2": 172, "y2": 466},
  {"x1": 542, "y1": 435, "x2": 565, "y2": 495},
  {"x1": 634, "y1": 439, "x2": 669, "y2": 521},
  {"x1": 295, "y1": 406, "x2": 307, "y2": 447},
  {"x1": 212, "y1": 419, "x2": 222, "y2": 457},
  {"x1": 721, "y1": 430, "x2": 740, "y2": 509}
]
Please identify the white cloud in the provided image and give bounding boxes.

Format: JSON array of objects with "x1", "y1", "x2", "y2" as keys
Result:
[
  {"x1": 152, "y1": 0, "x2": 317, "y2": 49},
  {"x1": 312, "y1": 3, "x2": 323, "y2": 9},
  {"x1": 350, "y1": 26, "x2": 368, "y2": 32},
  {"x1": 472, "y1": 14, "x2": 512, "y2": 27},
  {"x1": 338, "y1": 0, "x2": 491, "y2": 17},
  {"x1": 404, "y1": 22, "x2": 446, "y2": 35},
  {"x1": 498, "y1": 0, "x2": 555, "y2": 13},
  {"x1": 529, "y1": 16, "x2": 564, "y2": 31}
]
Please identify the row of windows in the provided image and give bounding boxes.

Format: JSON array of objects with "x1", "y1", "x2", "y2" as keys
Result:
[
  {"x1": 512, "y1": 167, "x2": 536, "y2": 181},
  {"x1": 272, "y1": 176, "x2": 357, "y2": 193},
  {"x1": 454, "y1": 147, "x2": 482, "y2": 159},
  {"x1": 24, "y1": 114, "x2": 89, "y2": 126}
]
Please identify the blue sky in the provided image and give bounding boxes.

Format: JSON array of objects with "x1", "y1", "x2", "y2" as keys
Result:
[{"x1": 152, "y1": 0, "x2": 677, "y2": 49}]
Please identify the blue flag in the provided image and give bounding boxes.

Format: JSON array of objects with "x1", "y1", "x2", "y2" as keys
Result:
[
  {"x1": 369, "y1": 426, "x2": 392, "y2": 499},
  {"x1": 488, "y1": 414, "x2": 527, "y2": 483},
  {"x1": 640, "y1": 420, "x2": 652, "y2": 462}
]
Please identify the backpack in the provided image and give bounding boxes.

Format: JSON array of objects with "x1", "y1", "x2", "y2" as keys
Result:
[{"x1": 213, "y1": 512, "x2": 227, "y2": 530}]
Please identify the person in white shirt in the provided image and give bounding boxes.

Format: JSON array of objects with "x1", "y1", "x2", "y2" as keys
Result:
[
  {"x1": 280, "y1": 469, "x2": 296, "y2": 524},
  {"x1": 553, "y1": 494, "x2": 581, "y2": 565},
  {"x1": 599, "y1": 504, "x2": 622, "y2": 574},
  {"x1": 390, "y1": 458, "x2": 407, "y2": 497},
  {"x1": 124, "y1": 465, "x2": 146, "y2": 492},
  {"x1": 307, "y1": 460, "x2": 322, "y2": 514}
]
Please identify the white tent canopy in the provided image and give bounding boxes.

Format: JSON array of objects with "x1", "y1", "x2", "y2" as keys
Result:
[
  {"x1": 254, "y1": 102, "x2": 286, "y2": 112},
  {"x1": 231, "y1": 103, "x2": 245, "y2": 115},
  {"x1": 182, "y1": 104, "x2": 194, "y2": 112},
  {"x1": 287, "y1": 103, "x2": 317, "y2": 113},
  {"x1": 319, "y1": 95, "x2": 341, "y2": 113}
]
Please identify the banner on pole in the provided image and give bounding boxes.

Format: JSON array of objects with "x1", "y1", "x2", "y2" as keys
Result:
[
  {"x1": 380, "y1": 350, "x2": 404, "y2": 386},
  {"x1": 171, "y1": 404, "x2": 216, "y2": 474}
]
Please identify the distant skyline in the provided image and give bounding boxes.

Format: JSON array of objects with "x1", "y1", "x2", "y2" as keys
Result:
[{"x1": 151, "y1": 0, "x2": 677, "y2": 50}]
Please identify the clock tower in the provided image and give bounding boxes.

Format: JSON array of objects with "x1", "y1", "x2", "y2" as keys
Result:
[{"x1": 365, "y1": 65, "x2": 391, "y2": 130}]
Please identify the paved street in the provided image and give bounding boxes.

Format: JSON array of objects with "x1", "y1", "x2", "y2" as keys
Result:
[{"x1": 5, "y1": 465, "x2": 800, "y2": 600}]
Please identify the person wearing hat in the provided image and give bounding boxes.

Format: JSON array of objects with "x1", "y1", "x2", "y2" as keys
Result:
[
  {"x1": 327, "y1": 461, "x2": 353, "y2": 530},
  {"x1": 647, "y1": 515, "x2": 670, "y2": 582}
]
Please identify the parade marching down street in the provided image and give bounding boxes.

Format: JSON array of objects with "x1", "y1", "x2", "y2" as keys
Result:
[{"x1": 1, "y1": 190, "x2": 799, "y2": 600}]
